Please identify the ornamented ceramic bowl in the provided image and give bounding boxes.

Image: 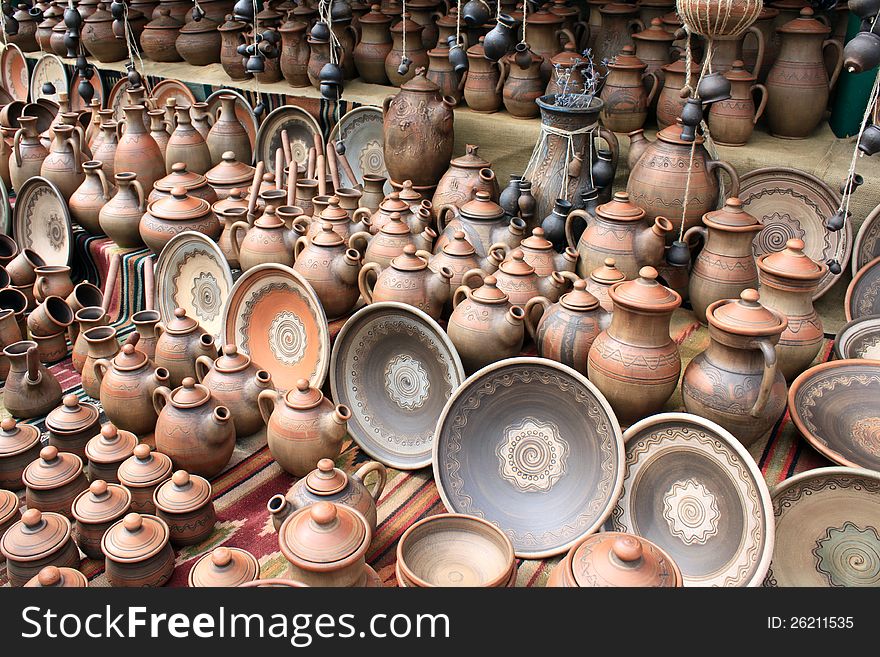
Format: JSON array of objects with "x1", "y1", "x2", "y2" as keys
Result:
[
  {"x1": 610, "y1": 412, "x2": 774, "y2": 586},
  {"x1": 846, "y1": 256, "x2": 880, "y2": 321},
  {"x1": 223, "y1": 263, "x2": 329, "y2": 391},
  {"x1": 327, "y1": 106, "x2": 389, "y2": 191},
  {"x1": 255, "y1": 105, "x2": 322, "y2": 177},
  {"x1": 29, "y1": 54, "x2": 67, "y2": 104},
  {"x1": 396, "y1": 513, "x2": 516, "y2": 587},
  {"x1": 13, "y1": 177, "x2": 72, "y2": 267},
  {"x1": 331, "y1": 302, "x2": 464, "y2": 470},
  {"x1": 765, "y1": 466, "x2": 880, "y2": 587},
  {"x1": 789, "y1": 359, "x2": 880, "y2": 470},
  {"x1": 433, "y1": 357, "x2": 624, "y2": 559},
  {"x1": 852, "y1": 201, "x2": 880, "y2": 277},
  {"x1": 835, "y1": 315, "x2": 880, "y2": 361},
  {"x1": 0, "y1": 44, "x2": 29, "y2": 102},
  {"x1": 149, "y1": 79, "x2": 196, "y2": 113}
]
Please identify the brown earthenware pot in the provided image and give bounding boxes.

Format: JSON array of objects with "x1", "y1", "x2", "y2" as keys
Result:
[
  {"x1": 102, "y1": 513, "x2": 175, "y2": 587},
  {"x1": 165, "y1": 106, "x2": 212, "y2": 175},
  {"x1": 176, "y1": 16, "x2": 222, "y2": 66},
  {"x1": 40, "y1": 124, "x2": 85, "y2": 200},
  {"x1": 10, "y1": 116, "x2": 50, "y2": 193},
  {"x1": 655, "y1": 54, "x2": 702, "y2": 130},
  {"x1": 708, "y1": 61, "x2": 769, "y2": 146},
  {"x1": 154, "y1": 470, "x2": 216, "y2": 546},
  {"x1": 206, "y1": 95, "x2": 251, "y2": 167},
  {"x1": 0, "y1": 419, "x2": 42, "y2": 491},
  {"x1": 69, "y1": 161, "x2": 113, "y2": 235},
  {"x1": 600, "y1": 45, "x2": 659, "y2": 133},
  {"x1": 354, "y1": 5, "x2": 393, "y2": 84},
  {"x1": 230, "y1": 205, "x2": 299, "y2": 270},
  {"x1": 0, "y1": 487, "x2": 20, "y2": 550},
  {"x1": 219, "y1": 15, "x2": 250, "y2": 80},
  {"x1": 293, "y1": 222, "x2": 364, "y2": 320},
  {"x1": 359, "y1": 245, "x2": 453, "y2": 320},
  {"x1": 71, "y1": 480, "x2": 131, "y2": 559},
  {"x1": 117, "y1": 445, "x2": 173, "y2": 515},
  {"x1": 149, "y1": 162, "x2": 218, "y2": 204},
  {"x1": 463, "y1": 38, "x2": 504, "y2": 114},
  {"x1": 427, "y1": 45, "x2": 465, "y2": 103},
  {"x1": 148, "y1": 109, "x2": 171, "y2": 159},
  {"x1": 278, "y1": 14, "x2": 310, "y2": 87},
  {"x1": 83, "y1": 3, "x2": 128, "y2": 61},
  {"x1": 154, "y1": 308, "x2": 217, "y2": 389},
  {"x1": 594, "y1": 2, "x2": 644, "y2": 67},
  {"x1": 435, "y1": 191, "x2": 525, "y2": 265},
  {"x1": 23, "y1": 446, "x2": 89, "y2": 519},
  {"x1": 385, "y1": 15, "x2": 429, "y2": 86},
  {"x1": 141, "y1": 8, "x2": 184, "y2": 62},
  {"x1": 432, "y1": 144, "x2": 499, "y2": 210},
  {"x1": 100, "y1": 172, "x2": 148, "y2": 248},
  {"x1": 207, "y1": 154, "x2": 254, "y2": 200},
  {"x1": 0, "y1": 509, "x2": 80, "y2": 587},
  {"x1": 465, "y1": 248, "x2": 570, "y2": 307},
  {"x1": 350, "y1": 211, "x2": 436, "y2": 270},
  {"x1": 115, "y1": 106, "x2": 165, "y2": 194},
  {"x1": 140, "y1": 186, "x2": 220, "y2": 255},
  {"x1": 80, "y1": 325, "x2": 120, "y2": 399},
  {"x1": 85, "y1": 423, "x2": 139, "y2": 484},
  {"x1": 45, "y1": 394, "x2": 101, "y2": 461},
  {"x1": 24, "y1": 565, "x2": 89, "y2": 587}
]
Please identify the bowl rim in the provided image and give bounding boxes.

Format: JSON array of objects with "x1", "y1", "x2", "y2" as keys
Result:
[
  {"x1": 845, "y1": 255, "x2": 880, "y2": 322},
  {"x1": 833, "y1": 314, "x2": 880, "y2": 361}
]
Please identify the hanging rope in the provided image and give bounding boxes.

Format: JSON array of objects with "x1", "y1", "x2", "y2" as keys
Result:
[
  {"x1": 455, "y1": 0, "x2": 461, "y2": 46},
  {"x1": 520, "y1": 0, "x2": 527, "y2": 45},
  {"x1": 401, "y1": 0, "x2": 407, "y2": 65},
  {"x1": 523, "y1": 122, "x2": 597, "y2": 206},
  {"x1": 123, "y1": 3, "x2": 146, "y2": 80}
]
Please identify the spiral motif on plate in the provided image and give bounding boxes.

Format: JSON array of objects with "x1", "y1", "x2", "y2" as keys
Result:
[
  {"x1": 663, "y1": 478, "x2": 721, "y2": 546},
  {"x1": 753, "y1": 213, "x2": 805, "y2": 256},
  {"x1": 190, "y1": 272, "x2": 221, "y2": 324},
  {"x1": 384, "y1": 354, "x2": 430, "y2": 410},
  {"x1": 814, "y1": 522, "x2": 880, "y2": 587},
  {"x1": 497, "y1": 417, "x2": 569, "y2": 492},
  {"x1": 359, "y1": 139, "x2": 385, "y2": 176},
  {"x1": 268, "y1": 310, "x2": 307, "y2": 365},
  {"x1": 851, "y1": 417, "x2": 880, "y2": 458},
  {"x1": 290, "y1": 138, "x2": 308, "y2": 165}
]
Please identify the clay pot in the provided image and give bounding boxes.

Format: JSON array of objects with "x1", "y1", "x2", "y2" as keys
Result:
[
  {"x1": 655, "y1": 54, "x2": 702, "y2": 130},
  {"x1": 306, "y1": 36, "x2": 335, "y2": 89},
  {"x1": 71, "y1": 480, "x2": 131, "y2": 559},
  {"x1": 518, "y1": 225, "x2": 578, "y2": 276},
  {"x1": 24, "y1": 565, "x2": 89, "y2": 587},
  {"x1": 153, "y1": 307, "x2": 216, "y2": 389},
  {"x1": 279, "y1": 14, "x2": 311, "y2": 86},
  {"x1": 293, "y1": 222, "x2": 364, "y2": 320},
  {"x1": 189, "y1": 546, "x2": 260, "y2": 587},
  {"x1": 83, "y1": 3, "x2": 127, "y2": 61},
  {"x1": 68, "y1": 161, "x2": 112, "y2": 235},
  {"x1": 708, "y1": 61, "x2": 769, "y2": 146},
  {"x1": 588, "y1": 266, "x2": 681, "y2": 424},
  {"x1": 85, "y1": 423, "x2": 138, "y2": 484},
  {"x1": 79, "y1": 325, "x2": 120, "y2": 399},
  {"x1": 359, "y1": 174, "x2": 387, "y2": 213},
  {"x1": 219, "y1": 15, "x2": 250, "y2": 80},
  {"x1": 594, "y1": 2, "x2": 644, "y2": 66},
  {"x1": 448, "y1": 275, "x2": 526, "y2": 373},
  {"x1": 462, "y1": 38, "x2": 504, "y2": 113},
  {"x1": 176, "y1": 16, "x2": 222, "y2": 66},
  {"x1": 116, "y1": 106, "x2": 165, "y2": 195},
  {"x1": 131, "y1": 311, "x2": 161, "y2": 361},
  {"x1": 757, "y1": 238, "x2": 827, "y2": 381},
  {"x1": 32, "y1": 331, "x2": 69, "y2": 364},
  {"x1": 203, "y1": 98, "x2": 250, "y2": 169},
  {"x1": 3, "y1": 340, "x2": 63, "y2": 419},
  {"x1": 432, "y1": 144, "x2": 499, "y2": 210},
  {"x1": 304, "y1": 195, "x2": 373, "y2": 243},
  {"x1": 0, "y1": 509, "x2": 80, "y2": 588},
  {"x1": 95, "y1": 342, "x2": 170, "y2": 436},
  {"x1": 632, "y1": 17, "x2": 676, "y2": 79},
  {"x1": 0, "y1": 419, "x2": 42, "y2": 491},
  {"x1": 40, "y1": 124, "x2": 85, "y2": 200},
  {"x1": 150, "y1": 162, "x2": 218, "y2": 205},
  {"x1": 524, "y1": 7, "x2": 579, "y2": 81},
  {"x1": 141, "y1": 8, "x2": 184, "y2": 62},
  {"x1": 350, "y1": 211, "x2": 436, "y2": 270},
  {"x1": 195, "y1": 345, "x2": 274, "y2": 438},
  {"x1": 117, "y1": 445, "x2": 173, "y2": 515},
  {"x1": 10, "y1": 116, "x2": 49, "y2": 193},
  {"x1": 359, "y1": 245, "x2": 453, "y2": 320},
  {"x1": 500, "y1": 46, "x2": 543, "y2": 118},
  {"x1": 100, "y1": 172, "x2": 148, "y2": 248},
  {"x1": 368, "y1": 189, "x2": 424, "y2": 234},
  {"x1": 6, "y1": 248, "x2": 44, "y2": 287},
  {"x1": 352, "y1": 6, "x2": 393, "y2": 84},
  {"x1": 102, "y1": 513, "x2": 175, "y2": 587},
  {"x1": 466, "y1": 248, "x2": 570, "y2": 307},
  {"x1": 435, "y1": 191, "x2": 525, "y2": 265},
  {"x1": 682, "y1": 289, "x2": 788, "y2": 447},
  {"x1": 140, "y1": 186, "x2": 220, "y2": 255},
  {"x1": 427, "y1": 45, "x2": 465, "y2": 103},
  {"x1": 268, "y1": 458, "x2": 387, "y2": 534},
  {"x1": 154, "y1": 470, "x2": 216, "y2": 546},
  {"x1": 45, "y1": 394, "x2": 100, "y2": 461},
  {"x1": 165, "y1": 106, "x2": 212, "y2": 175},
  {"x1": 230, "y1": 206, "x2": 299, "y2": 271},
  {"x1": 34, "y1": 265, "x2": 74, "y2": 303},
  {"x1": 148, "y1": 109, "x2": 170, "y2": 159},
  {"x1": 765, "y1": 8, "x2": 843, "y2": 139},
  {"x1": 207, "y1": 154, "x2": 254, "y2": 200},
  {"x1": 429, "y1": 229, "x2": 501, "y2": 306},
  {"x1": 385, "y1": 15, "x2": 429, "y2": 86},
  {"x1": 600, "y1": 46, "x2": 659, "y2": 133},
  {"x1": 23, "y1": 446, "x2": 89, "y2": 519},
  {"x1": 383, "y1": 70, "x2": 455, "y2": 189}
]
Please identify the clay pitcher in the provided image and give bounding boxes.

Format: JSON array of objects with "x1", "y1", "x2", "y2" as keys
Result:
[
  {"x1": 91, "y1": 120, "x2": 119, "y2": 178},
  {"x1": 632, "y1": 18, "x2": 676, "y2": 80},
  {"x1": 463, "y1": 38, "x2": 504, "y2": 113},
  {"x1": 524, "y1": 7, "x2": 578, "y2": 81},
  {"x1": 279, "y1": 14, "x2": 311, "y2": 87},
  {"x1": 69, "y1": 161, "x2": 113, "y2": 235},
  {"x1": 502, "y1": 45, "x2": 544, "y2": 119},
  {"x1": 427, "y1": 45, "x2": 465, "y2": 104},
  {"x1": 656, "y1": 54, "x2": 701, "y2": 130},
  {"x1": 166, "y1": 106, "x2": 212, "y2": 174},
  {"x1": 708, "y1": 61, "x2": 769, "y2": 146},
  {"x1": 115, "y1": 105, "x2": 165, "y2": 194},
  {"x1": 682, "y1": 289, "x2": 788, "y2": 447},
  {"x1": 10, "y1": 116, "x2": 49, "y2": 193},
  {"x1": 385, "y1": 15, "x2": 429, "y2": 87},
  {"x1": 765, "y1": 7, "x2": 843, "y2": 139},
  {"x1": 3, "y1": 341, "x2": 63, "y2": 419},
  {"x1": 599, "y1": 45, "x2": 659, "y2": 133},
  {"x1": 701, "y1": 24, "x2": 765, "y2": 76},
  {"x1": 354, "y1": 5, "x2": 393, "y2": 85},
  {"x1": 80, "y1": 326, "x2": 120, "y2": 399},
  {"x1": 219, "y1": 15, "x2": 249, "y2": 81},
  {"x1": 594, "y1": 2, "x2": 644, "y2": 67},
  {"x1": 685, "y1": 198, "x2": 763, "y2": 324},
  {"x1": 206, "y1": 94, "x2": 252, "y2": 167},
  {"x1": 40, "y1": 125, "x2": 84, "y2": 200},
  {"x1": 100, "y1": 172, "x2": 147, "y2": 248}
]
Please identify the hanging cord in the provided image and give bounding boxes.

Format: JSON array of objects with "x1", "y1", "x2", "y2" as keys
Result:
[
  {"x1": 252, "y1": 0, "x2": 263, "y2": 109},
  {"x1": 520, "y1": 0, "x2": 527, "y2": 44},
  {"x1": 678, "y1": 27, "x2": 711, "y2": 243},
  {"x1": 455, "y1": 0, "x2": 461, "y2": 46},
  {"x1": 401, "y1": 0, "x2": 407, "y2": 64},
  {"x1": 495, "y1": 0, "x2": 500, "y2": 21},
  {"x1": 123, "y1": 3, "x2": 146, "y2": 79},
  {"x1": 523, "y1": 123, "x2": 595, "y2": 204}
]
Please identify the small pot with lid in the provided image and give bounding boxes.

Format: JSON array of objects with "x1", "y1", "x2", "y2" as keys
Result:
[
  {"x1": 154, "y1": 470, "x2": 216, "y2": 546},
  {"x1": 117, "y1": 444, "x2": 173, "y2": 514},
  {"x1": 85, "y1": 423, "x2": 139, "y2": 484},
  {"x1": 585, "y1": 257, "x2": 626, "y2": 313},
  {"x1": 71, "y1": 480, "x2": 132, "y2": 559},
  {"x1": 149, "y1": 162, "x2": 219, "y2": 205},
  {"x1": 0, "y1": 418, "x2": 42, "y2": 491},
  {"x1": 0, "y1": 488, "x2": 22, "y2": 553},
  {"x1": 102, "y1": 512, "x2": 176, "y2": 587},
  {"x1": 1, "y1": 509, "x2": 81, "y2": 587},
  {"x1": 45, "y1": 394, "x2": 101, "y2": 462},
  {"x1": 189, "y1": 546, "x2": 260, "y2": 587},
  {"x1": 23, "y1": 446, "x2": 89, "y2": 519},
  {"x1": 25, "y1": 565, "x2": 89, "y2": 587},
  {"x1": 139, "y1": 186, "x2": 221, "y2": 255}
]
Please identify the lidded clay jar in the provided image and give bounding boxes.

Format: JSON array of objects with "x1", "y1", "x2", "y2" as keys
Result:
[
  {"x1": 153, "y1": 470, "x2": 216, "y2": 546},
  {"x1": 0, "y1": 418, "x2": 42, "y2": 491},
  {"x1": 548, "y1": 532, "x2": 683, "y2": 587},
  {"x1": 102, "y1": 512, "x2": 175, "y2": 587},
  {"x1": 278, "y1": 501, "x2": 376, "y2": 587},
  {"x1": 0, "y1": 509, "x2": 81, "y2": 587},
  {"x1": 25, "y1": 565, "x2": 89, "y2": 587},
  {"x1": 71, "y1": 479, "x2": 132, "y2": 559},
  {"x1": 85, "y1": 423, "x2": 139, "y2": 484},
  {"x1": 586, "y1": 257, "x2": 626, "y2": 314},
  {"x1": 149, "y1": 162, "x2": 219, "y2": 205},
  {"x1": 0, "y1": 488, "x2": 21, "y2": 545},
  {"x1": 518, "y1": 227, "x2": 579, "y2": 277},
  {"x1": 140, "y1": 186, "x2": 219, "y2": 254},
  {"x1": 154, "y1": 307, "x2": 217, "y2": 389},
  {"x1": 23, "y1": 446, "x2": 89, "y2": 519},
  {"x1": 188, "y1": 546, "x2": 260, "y2": 587},
  {"x1": 206, "y1": 151, "x2": 255, "y2": 198},
  {"x1": 117, "y1": 444, "x2": 173, "y2": 514},
  {"x1": 45, "y1": 394, "x2": 101, "y2": 461}
]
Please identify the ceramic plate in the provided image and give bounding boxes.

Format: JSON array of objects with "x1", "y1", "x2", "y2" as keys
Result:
[
  {"x1": 434, "y1": 357, "x2": 625, "y2": 558},
  {"x1": 204, "y1": 89, "x2": 258, "y2": 160},
  {"x1": 835, "y1": 315, "x2": 880, "y2": 360},
  {"x1": 150, "y1": 79, "x2": 196, "y2": 112},
  {"x1": 0, "y1": 43, "x2": 28, "y2": 102},
  {"x1": 331, "y1": 302, "x2": 465, "y2": 471},
  {"x1": 29, "y1": 54, "x2": 68, "y2": 105},
  {"x1": 155, "y1": 231, "x2": 233, "y2": 347},
  {"x1": 107, "y1": 78, "x2": 155, "y2": 122},
  {"x1": 765, "y1": 467, "x2": 880, "y2": 587},
  {"x1": 12, "y1": 177, "x2": 72, "y2": 267},
  {"x1": 789, "y1": 359, "x2": 880, "y2": 470},
  {"x1": 255, "y1": 105, "x2": 322, "y2": 176},
  {"x1": 69, "y1": 68, "x2": 106, "y2": 112},
  {"x1": 609, "y1": 413, "x2": 774, "y2": 587},
  {"x1": 222, "y1": 264, "x2": 329, "y2": 391},
  {"x1": 851, "y1": 202, "x2": 880, "y2": 276},
  {"x1": 327, "y1": 105, "x2": 389, "y2": 190},
  {"x1": 739, "y1": 167, "x2": 849, "y2": 300},
  {"x1": 0, "y1": 177, "x2": 10, "y2": 235},
  {"x1": 847, "y1": 256, "x2": 880, "y2": 321}
]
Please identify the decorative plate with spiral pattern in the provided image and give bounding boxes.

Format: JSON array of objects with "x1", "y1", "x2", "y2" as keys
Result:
[
  {"x1": 255, "y1": 105, "x2": 322, "y2": 177},
  {"x1": 738, "y1": 167, "x2": 849, "y2": 300}
]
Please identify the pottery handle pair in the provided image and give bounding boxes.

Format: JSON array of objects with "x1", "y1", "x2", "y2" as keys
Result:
[
  {"x1": 194, "y1": 354, "x2": 215, "y2": 383},
  {"x1": 750, "y1": 338, "x2": 779, "y2": 418},
  {"x1": 257, "y1": 388, "x2": 280, "y2": 425},
  {"x1": 564, "y1": 209, "x2": 592, "y2": 250},
  {"x1": 358, "y1": 262, "x2": 381, "y2": 304},
  {"x1": 822, "y1": 39, "x2": 844, "y2": 90},
  {"x1": 523, "y1": 296, "x2": 551, "y2": 340},
  {"x1": 353, "y1": 461, "x2": 387, "y2": 502}
]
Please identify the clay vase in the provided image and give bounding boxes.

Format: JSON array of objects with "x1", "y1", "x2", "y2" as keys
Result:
[
  {"x1": 518, "y1": 225, "x2": 578, "y2": 276},
  {"x1": 765, "y1": 7, "x2": 843, "y2": 139},
  {"x1": 434, "y1": 191, "x2": 525, "y2": 266},
  {"x1": 293, "y1": 222, "x2": 364, "y2": 320},
  {"x1": 176, "y1": 16, "x2": 222, "y2": 66},
  {"x1": 71, "y1": 307, "x2": 108, "y2": 371},
  {"x1": 153, "y1": 378, "x2": 235, "y2": 479},
  {"x1": 206, "y1": 94, "x2": 252, "y2": 167},
  {"x1": 463, "y1": 38, "x2": 504, "y2": 113},
  {"x1": 600, "y1": 46, "x2": 659, "y2": 133},
  {"x1": 385, "y1": 15, "x2": 429, "y2": 87},
  {"x1": 330, "y1": 17, "x2": 360, "y2": 80},
  {"x1": 80, "y1": 325, "x2": 120, "y2": 399},
  {"x1": 116, "y1": 444, "x2": 173, "y2": 515},
  {"x1": 102, "y1": 512, "x2": 175, "y2": 587},
  {"x1": 757, "y1": 238, "x2": 827, "y2": 381},
  {"x1": 359, "y1": 174, "x2": 387, "y2": 213},
  {"x1": 45, "y1": 394, "x2": 100, "y2": 461},
  {"x1": 708, "y1": 61, "x2": 769, "y2": 146},
  {"x1": 95, "y1": 342, "x2": 171, "y2": 436},
  {"x1": 165, "y1": 106, "x2": 212, "y2": 175},
  {"x1": 594, "y1": 2, "x2": 645, "y2": 67},
  {"x1": 84, "y1": 423, "x2": 138, "y2": 484},
  {"x1": 682, "y1": 289, "x2": 788, "y2": 447},
  {"x1": 701, "y1": 24, "x2": 766, "y2": 76},
  {"x1": 358, "y1": 245, "x2": 453, "y2": 320},
  {"x1": 140, "y1": 186, "x2": 220, "y2": 255},
  {"x1": 91, "y1": 121, "x2": 119, "y2": 179},
  {"x1": 10, "y1": 116, "x2": 49, "y2": 193},
  {"x1": 141, "y1": 8, "x2": 184, "y2": 62},
  {"x1": 100, "y1": 172, "x2": 148, "y2": 248},
  {"x1": 544, "y1": 41, "x2": 587, "y2": 95},
  {"x1": 656, "y1": 54, "x2": 701, "y2": 130},
  {"x1": 116, "y1": 106, "x2": 165, "y2": 195},
  {"x1": 355, "y1": 5, "x2": 393, "y2": 84},
  {"x1": 448, "y1": 275, "x2": 525, "y2": 373},
  {"x1": 195, "y1": 345, "x2": 274, "y2": 438},
  {"x1": 154, "y1": 308, "x2": 217, "y2": 389},
  {"x1": 33, "y1": 265, "x2": 74, "y2": 303},
  {"x1": 466, "y1": 248, "x2": 571, "y2": 306},
  {"x1": 131, "y1": 310, "x2": 161, "y2": 361},
  {"x1": 40, "y1": 125, "x2": 84, "y2": 200},
  {"x1": 350, "y1": 212, "x2": 436, "y2": 270},
  {"x1": 632, "y1": 17, "x2": 676, "y2": 80},
  {"x1": 148, "y1": 109, "x2": 170, "y2": 159},
  {"x1": 383, "y1": 70, "x2": 455, "y2": 190},
  {"x1": 427, "y1": 45, "x2": 465, "y2": 103},
  {"x1": 68, "y1": 161, "x2": 112, "y2": 235},
  {"x1": 230, "y1": 206, "x2": 298, "y2": 271},
  {"x1": 3, "y1": 341, "x2": 63, "y2": 419},
  {"x1": 1, "y1": 509, "x2": 81, "y2": 588},
  {"x1": 588, "y1": 267, "x2": 681, "y2": 425},
  {"x1": 502, "y1": 46, "x2": 543, "y2": 119},
  {"x1": 626, "y1": 125, "x2": 740, "y2": 238},
  {"x1": 219, "y1": 15, "x2": 250, "y2": 81},
  {"x1": 306, "y1": 37, "x2": 334, "y2": 89},
  {"x1": 279, "y1": 15, "x2": 311, "y2": 87},
  {"x1": 71, "y1": 479, "x2": 132, "y2": 559},
  {"x1": 22, "y1": 445, "x2": 89, "y2": 518},
  {"x1": 258, "y1": 380, "x2": 351, "y2": 477},
  {"x1": 745, "y1": 5, "x2": 779, "y2": 79}
]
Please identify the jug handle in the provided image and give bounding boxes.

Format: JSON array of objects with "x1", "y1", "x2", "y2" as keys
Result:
[
  {"x1": 348, "y1": 231, "x2": 370, "y2": 255},
  {"x1": 353, "y1": 461, "x2": 387, "y2": 502},
  {"x1": 12, "y1": 127, "x2": 23, "y2": 168},
  {"x1": 523, "y1": 296, "x2": 551, "y2": 340},
  {"x1": 452, "y1": 284, "x2": 472, "y2": 308},
  {"x1": 682, "y1": 225, "x2": 706, "y2": 248},
  {"x1": 195, "y1": 354, "x2": 214, "y2": 383},
  {"x1": 382, "y1": 95, "x2": 394, "y2": 116},
  {"x1": 65, "y1": 137, "x2": 81, "y2": 172},
  {"x1": 496, "y1": 59, "x2": 508, "y2": 94},
  {"x1": 644, "y1": 71, "x2": 660, "y2": 106},
  {"x1": 461, "y1": 268, "x2": 486, "y2": 290},
  {"x1": 707, "y1": 159, "x2": 740, "y2": 199},
  {"x1": 751, "y1": 84, "x2": 769, "y2": 124},
  {"x1": 629, "y1": 18, "x2": 645, "y2": 33},
  {"x1": 293, "y1": 235, "x2": 309, "y2": 260},
  {"x1": 358, "y1": 262, "x2": 381, "y2": 304},
  {"x1": 96, "y1": 165, "x2": 111, "y2": 201},
  {"x1": 743, "y1": 25, "x2": 765, "y2": 79},
  {"x1": 129, "y1": 178, "x2": 147, "y2": 212},
  {"x1": 257, "y1": 388, "x2": 278, "y2": 425},
  {"x1": 596, "y1": 127, "x2": 620, "y2": 174},
  {"x1": 558, "y1": 27, "x2": 578, "y2": 47},
  {"x1": 564, "y1": 209, "x2": 592, "y2": 250},
  {"x1": 822, "y1": 39, "x2": 844, "y2": 90},
  {"x1": 92, "y1": 358, "x2": 110, "y2": 387},
  {"x1": 436, "y1": 204, "x2": 456, "y2": 233},
  {"x1": 152, "y1": 385, "x2": 172, "y2": 417},
  {"x1": 750, "y1": 338, "x2": 778, "y2": 418},
  {"x1": 229, "y1": 221, "x2": 249, "y2": 261}
]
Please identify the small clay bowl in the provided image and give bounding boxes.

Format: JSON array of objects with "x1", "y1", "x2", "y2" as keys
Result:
[
  {"x1": 396, "y1": 513, "x2": 516, "y2": 588},
  {"x1": 789, "y1": 359, "x2": 880, "y2": 471},
  {"x1": 834, "y1": 315, "x2": 880, "y2": 361}
]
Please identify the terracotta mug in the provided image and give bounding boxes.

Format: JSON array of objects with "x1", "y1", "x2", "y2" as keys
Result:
[
  {"x1": 34, "y1": 266, "x2": 74, "y2": 304},
  {"x1": 0, "y1": 234, "x2": 18, "y2": 268},
  {"x1": 27, "y1": 296, "x2": 75, "y2": 337},
  {"x1": 6, "y1": 248, "x2": 46, "y2": 287},
  {"x1": 0, "y1": 287, "x2": 28, "y2": 337}
]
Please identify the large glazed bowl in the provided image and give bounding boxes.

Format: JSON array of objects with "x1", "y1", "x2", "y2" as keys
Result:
[
  {"x1": 433, "y1": 357, "x2": 624, "y2": 559},
  {"x1": 789, "y1": 359, "x2": 880, "y2": 470},
  {"x1": 610, "y1": 412, "x2": 774, "y2": 587}
]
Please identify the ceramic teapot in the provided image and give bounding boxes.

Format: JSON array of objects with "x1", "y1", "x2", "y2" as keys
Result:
[
  {"x1": 359, "y1": 246, "x2": 453, "y2": 320},
  {"x1": 509, "y1": 227, "x2": 578, "y2": 277},
  {"x1": 258, "y1": 379, "x2": 351, "y2": 477},
  {"x1": 301, "y1": 195, "x2": 373, "y2": 244},
  {"x1": 350, "y1": 212, "x2": 436, "y2": 270},
  {"x1": 154, "y1": 307, "x2": 217, "y2": 388},
  {"x1": 463, "y1": 249, "x2": 571, "y2": 307},
  {"x1": 268, "y1": 458, "x2": 387, "y2": 532},
  {"x1": 565, "y1": 191, "x2": 672, "y2": 280},
  {"x1": 435, "y1": 191, "x2": 526, "y2": 264},
  {"x1": 139, "y1": 185, "x2": 220, "y2": 254},
  {"x1": 367, "y1": 189, "x2": 431, "y2": 235},
  {"x1": 2, "y1": 340, "x2": 63, "y2": 419},
  {"x1": 432, "y1": 144, "x2": 499, "y2": 209},
  {"x1": 682, "y1": 289, "x2": 788, "y2": 447},
  {"x1": 230, "y1": 205, "x2": 298, "y2": 271},
  {"x1": 293, "y1": 222, "x2": 364, "y2": 320},
  {"x1": 153, "y1": 377, "x2": 236, "y2": 479},
  {"x1": 428, "y1": 229, "x2": 503, "y2": 304}
]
